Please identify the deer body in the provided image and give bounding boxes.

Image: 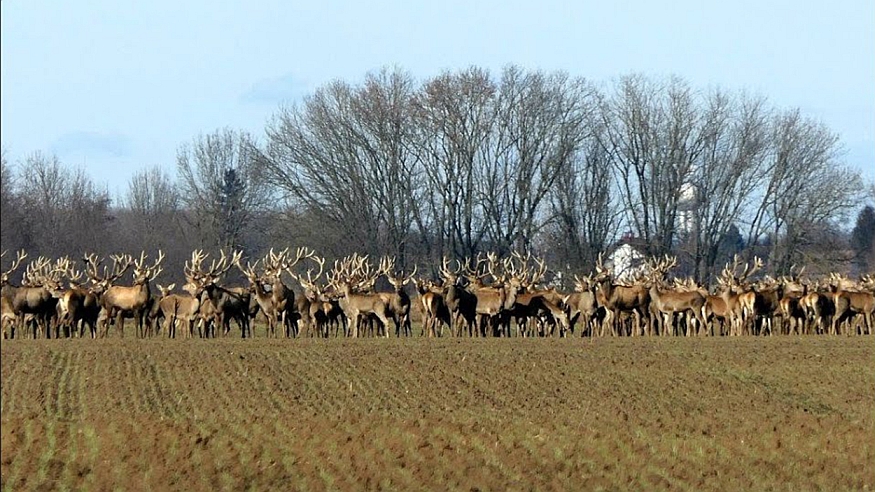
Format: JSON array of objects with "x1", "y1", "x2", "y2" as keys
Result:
[
  {"x1": 595, "y1": 277, "x2": 650, "y2": 337},
  {"x1": 648, "y1": 283, "x2": 706, "y2": 336}
]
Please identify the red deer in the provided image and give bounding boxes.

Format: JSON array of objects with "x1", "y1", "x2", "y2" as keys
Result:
[{"x1": 98, "y1": 251, "x2": 163, "y2": 338}]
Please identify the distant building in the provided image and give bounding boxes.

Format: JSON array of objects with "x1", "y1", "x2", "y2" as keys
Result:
[
  {"x1": 605, "y1": 243, "x2": 647, "y2": 283},
  {"x1": 678, "y1": 180, "x2": 698, "y2": 235}
]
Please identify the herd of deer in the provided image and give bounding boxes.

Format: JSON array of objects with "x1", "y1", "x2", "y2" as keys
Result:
[{"x1": 1, "y1": 248, "x2": 873, "y2": 340}]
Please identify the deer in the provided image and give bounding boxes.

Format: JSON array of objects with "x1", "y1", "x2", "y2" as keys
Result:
[
  {"x1": 290, "y1": 254, "x2": 342, "y2": 337},
  {"x1": 645, "y1": 256, "x2": 707, "y2": 337},
  {"x1": 237, "y1": 257, "x2": 274, "y2": 335},
  {"x1": 798, "y1": 280, "x2": 834, "y2": 335},
  {"x1": 269, "y1": 247, "x2": 311, "y2": 337},
  {"x1": 46, "y1": 255, "x2": 105, "y2": 339},
  {"x1": 704, "y1": 257, "x2": 752, "y2": 337},
  {"x1": 327, "y1": 254, "x2": 393, "y2": 338},
  {"x1": 565, "y1": 273, "x2": 601, "y2": 337},
  {"x1": 504, "y1": 253, "x2": 569, "y2": 337},
  {"x1": 438, "y1": 257, "x2": 478, "y2": 337},
  {"x1": 97, "y1": 251, "x2": 164, "y2": 338},
  {"x1": 377, "y1": 256, "x2": 417, "y2": 337},
  {"x1": 1, "y1": 250, "x2": 28, "y2": 338},
  {"x1": 184, "y1": 249, "x2": 251, "y2": 338},
  {"x1": 752, "y1": 274, "x2": 782, "y2": 336},
  {"x1": 593, "y1": 253, "x2": 651, "y2": 337},
  {"x1": 414, "y1": 277, "x2": 450, "y2": 337},
  {"x1": 828, "y1": 274, "x2": 874, "y2": 336},
  {"x1": 79, "y1": 253, "x2": 134, "y2": 338},
  {"x1": 774, "y1": 266, "x2": 809, "y2": 335},
  {"x1": 236, "y1": 247, "x2": 311, "y2": 338},
  {"x1": 6, "y1": 254, "x2": 66, "y2": 339},
  {"x1": 150, "y1": 281, "x2": 202, "y2": 339},
  {"x1": 463, "y1": 252, "x2": 524, "y2": 337}
]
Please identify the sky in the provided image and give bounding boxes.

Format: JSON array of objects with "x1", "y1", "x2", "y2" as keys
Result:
[{"x1": 2, "y1": 0, "x2": 874, "y2": 198}]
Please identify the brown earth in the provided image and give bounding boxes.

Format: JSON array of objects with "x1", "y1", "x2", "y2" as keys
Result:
[{"x1": 1, "y1": 337, "x2": 873, "y2": 491}]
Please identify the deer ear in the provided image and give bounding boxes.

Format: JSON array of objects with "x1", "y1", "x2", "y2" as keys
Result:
[{"x1": 167, "y1": 283, "x2": 176, "y2": 291}]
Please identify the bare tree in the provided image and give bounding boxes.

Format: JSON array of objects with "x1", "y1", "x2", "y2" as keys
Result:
[
  {"x1": 744, "y1": 109, "x2": 863, "y2": 274},
  {"x1": 601, "y1": 75, "x2": 708, "y2": 257},
  {"x1": 0, "y1": 149, "x2": 30, "y2": 253},
  {"x1": 15, "y1": 152, "x2": 111, "y2": 258},
  {"x1": 125, "y1": 166, "x2": 179, "y2": 221},
  {"x1": 115, "y1": 166, "x2": 192, "y2": 285},
  {"x1": 547, "y1": 117, "x2": 618, "y2": 274},
  {"x1": 409, "y1": 66, "x2": 497, "y2": 262},
  {"x1": 264, "y1": 67, "x2": 420, "y2": 264},
  {"x1": 479, "y1": 67, "x2": 594, "y2": 255},
  {"x1": 176, "y1": 128, "x2": 271, "y2": 252},
  {"x1": 686, "y1": 90, "x2": 771, "y2": 282}
]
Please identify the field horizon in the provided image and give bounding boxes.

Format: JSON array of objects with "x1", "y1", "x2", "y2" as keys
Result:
[{"x1": 2, "y1": 337, "x2": 873, "y2": 491}]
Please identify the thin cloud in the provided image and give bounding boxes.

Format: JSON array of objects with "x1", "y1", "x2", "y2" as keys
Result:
[
  {"x1": 50, "y1": 131, "x2": 132, "y2": 158},
  {"x1": 239, "y1": 73, "x2": 308, "y2": 105}
]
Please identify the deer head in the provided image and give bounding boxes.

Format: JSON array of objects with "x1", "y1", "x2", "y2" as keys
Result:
[
  {"x1": 380, "y1": 256, "x2": 418, "y2": 292},
  {"x1": 131, "y1": 250, "x2": 165, "y2": 285},
  {"x1": 184, "y1": 250, "x2": 240, "y2": 295},
  {"x1": 84, "y1": 253, "x2": 133, "y2": 294},
  {"x1": 288, "y1": 254, "x2": 327, "y2": 301}
]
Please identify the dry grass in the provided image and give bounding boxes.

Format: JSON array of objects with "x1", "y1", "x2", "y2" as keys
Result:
[{"x1": 1, "y1": 337, "x2": 873, "y2": 491}]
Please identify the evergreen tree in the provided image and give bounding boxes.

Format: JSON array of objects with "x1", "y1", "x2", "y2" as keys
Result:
[{"x1": 851, "y1": 205, "x2": 875, "y2": 272}]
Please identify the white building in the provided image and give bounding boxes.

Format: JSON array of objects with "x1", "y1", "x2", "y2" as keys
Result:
[{"x1": 605, "y1": 243, "x2": 647, "y2": 283}]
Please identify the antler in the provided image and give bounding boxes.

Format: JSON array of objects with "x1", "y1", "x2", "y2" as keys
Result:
[
  {"x1": 302, "y1": 254, "x2": 326, "y2": 290},
  {"x1": 530, "y1": 256, "x2": 547, "y2": 286},
  {"x1": 739, "y1": 256, "x2": 763, "y2": 283},
  {"x1": 80, "y1": 253, "x2": 131, "y2": 287},
  {"x1": 204, "y1": 250, "x2": 240, "y2": 280},
  {"x1": 66, "y1": 261, "x2": 84, "y2": 284},
  {"x1": 135, "y1": 250, "x2": 165, "y2": 281},
  {"x1": 284, "y1": 247, "x2": 314, "y2": 271},
  {"x1": 439, "y1": 257, "x2": 461, "y2": 282},
  {"x1": 184, "y1": 250, "x2": 209, "y2": 281},
  {"x1": 2, "y1": 249, "x2": 28, "y2": 280},
  {"x1": 595, "y1": 252, "x2": 607, "y2": 274},
  {"x1": 236, "y1": 256, "x2": 262, "y2": 280},
  {"x1": 23, "y1": 256, "x2": 54, "y2": 286}
]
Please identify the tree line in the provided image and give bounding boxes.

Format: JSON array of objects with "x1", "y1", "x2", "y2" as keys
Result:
[{"x1": 2, "y1": 67, "x2": 873, "y2": 289}]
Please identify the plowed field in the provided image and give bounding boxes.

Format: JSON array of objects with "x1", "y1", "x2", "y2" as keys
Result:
[{"x1": 2, "y1": 337, "x2": 873, "y2": 491}]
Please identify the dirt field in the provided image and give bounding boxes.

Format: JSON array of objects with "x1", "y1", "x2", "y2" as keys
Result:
[{"x1": 1, "y1": 337, "x2": 873, "y2": 491}]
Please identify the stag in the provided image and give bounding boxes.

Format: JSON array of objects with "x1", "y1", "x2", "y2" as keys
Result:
[
  {"x1": 593, "y1": 253, "x2": 651, "y2": 336},
  {"x1": 378, "y1": 257, "x2": 417, "y2": 337},
  {"x1": 646, "y1": 256, "x2": 707, "y2": 337},
  {"x1": 565, "y1": 274, "x2": 601, "y2": 337},
  {"x1": 98, "y1": 251, "x2": 163, "y2": 338},
  {"x1": 269, "y1": 247, "x2": 311, "y2": 337},
  {"x1": 799, "y1": 279, "x2": 834, "y2": 335},
  {"x1": 414, "y1": 277, "x2": 450, "y2": 337},
  {"x1": 47, "y1": 256, "x2": 105, "y2": 338},
  {"x1": 290, "y1": 254, "x2": 334, "y2": 337},
  {"x1": 328, "y1": 254, "x2": 393, "y2": 338},
  {"x1": 711, "y1": 255, "x2": 762, "y2": 336},
  {"x1": 184, "y1": 250, "x2": 251, "y2": 338},
  {"x1": 463, "y1": 253, "x2": 524, "y2": 337},
  {"x1": 237, "y1": 247, "x2": 310, "y2": 338},
  {"x1": 829, "y1": 274, "x2": 874, "y2": 335},
  {"x1": 774, "y1": 267, "x2": 809, "y2": 335},
  {"x1": 438, "y1": 258, "x2": 478, "y2": 337},
  {"x1": 1, "y1": 250, "x2": 28, "y2": 338},
  {"x1": 505, "y1": 254, "x2": 569, "y2": 337},
  {"x1": 7, "y1": 255, "x2": 67, "y2": 338}
]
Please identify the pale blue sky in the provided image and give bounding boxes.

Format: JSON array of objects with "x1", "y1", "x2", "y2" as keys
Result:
[{"x1": 2, "y1": 0, "x2": 873, "y2": 197}]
